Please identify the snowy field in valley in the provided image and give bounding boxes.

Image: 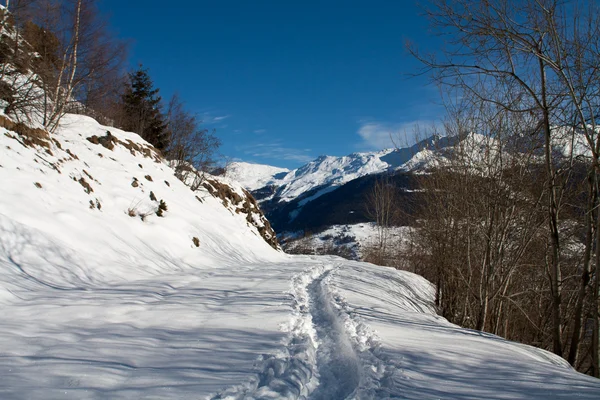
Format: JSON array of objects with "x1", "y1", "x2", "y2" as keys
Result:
[
  {"x1": 1, "y1": 114, "x2": 600, "y2": 399},
  {"x1": 282, "y1": 223, "x2": 411, "y2": 261}
]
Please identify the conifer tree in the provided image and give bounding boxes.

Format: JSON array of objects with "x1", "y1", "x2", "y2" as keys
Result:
[{"x1": 121, "y1": 66, "x2": 168, "y2": 151}]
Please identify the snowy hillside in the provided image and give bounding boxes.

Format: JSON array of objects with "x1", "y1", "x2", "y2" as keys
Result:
[{"x1": 1, "y1": 114, "x2": 599, "y2": 398}]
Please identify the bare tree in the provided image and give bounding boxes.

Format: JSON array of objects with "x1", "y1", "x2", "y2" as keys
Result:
[
  {"x1": 164, "y1": 93, "x2": 220, "y2": 190},
  {"x1": 1, "y1": 0, "x2": 127, "y2": 130},
  {"x1": 410, "y1": 0, "x2": 600, "y2": 369},
  {"x1": 364, "y1": 175, "x2": 399, "y2": 265},
  {"x1": 407, "y1": 90, "x2": 548, "y2": 332}
]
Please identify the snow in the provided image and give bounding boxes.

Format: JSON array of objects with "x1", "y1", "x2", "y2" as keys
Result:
[
  {"x1": 225, "y1": 161, "x2": 289, "y2": 191},
  {"x1": 283, "y1": 223, "x2": 411, "y2": 260},
  {"x1": 228, "y1": 136, "x2": 456, "y2": 206},
  {"x1": 274, "y1": 152, "x2": 392, "y2": 203},
  {"x1": 1, "y1": 114, "x2": 599, "y2": 399}
]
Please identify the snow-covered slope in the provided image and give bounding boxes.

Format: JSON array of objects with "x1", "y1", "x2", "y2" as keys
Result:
[
  {"x1": 274, "y1": 150, "x2": 394, "y2": 203},
  {"x1": 225, "y1": 161, "x2": 289, "y2": 191},
  {"x1": 0, "y1": 114, "x2": 279, "y2": 272},
  {"x1": 1, "y1": 114, "x2": 599, "y2": 399},
  {"x1": 283, "y1": 223, "x2": 410, "y2": 260}
]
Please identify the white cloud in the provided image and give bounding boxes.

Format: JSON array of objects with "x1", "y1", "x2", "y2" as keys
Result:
[
  {"x1": 239, "y1": 142, "x2": 314, "y2": 164},
  {"x1": 253, "y1": 129, "x2": 267, "y2": 134},
  {"x1": 200, "y1": 112, "x2": 231, "y2": 125},
  {"x1": 357, "y1": 120, "x2": 443, "y2": 150},
  {"x1": 357, "y1": 122, "x2": 396, "y2": 150}
]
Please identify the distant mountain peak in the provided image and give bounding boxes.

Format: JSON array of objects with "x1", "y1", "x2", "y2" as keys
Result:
[{"x1": 227, "y1": 135, "x2": 450, "y2": 206}]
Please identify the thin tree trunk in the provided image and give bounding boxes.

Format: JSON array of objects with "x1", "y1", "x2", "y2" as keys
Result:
[
  {"x1": 593, "y1": 169, "x2": 600, "y2": 377},
  {"x1": 568, "y1": 169, "x2": 595, "y2": 366},
  {"x1": 47, "y1": 0, "x2": 82, "y2": 132},
  {"x1": 540, "y1": 56, "x2": 563, "y2": 356}
]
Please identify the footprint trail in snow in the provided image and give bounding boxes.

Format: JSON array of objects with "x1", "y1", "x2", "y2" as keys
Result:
[
  {"x1": 307, "y1": 269, "x2": 360, "y2": 399},
  {"x1": 210, "y1": 262, "x2": 394, "y2": 400}
]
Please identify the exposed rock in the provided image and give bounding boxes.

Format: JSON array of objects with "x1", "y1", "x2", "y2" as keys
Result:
[
  {"x1": 87, "y1": 131, "x2": 162, "y2": 162},
  {"x1": 0, "y1": 115, "x2": 51, "y2": 149},
  {"x1": 203, "y1": 178, "x2": 280, "y2": 250}
]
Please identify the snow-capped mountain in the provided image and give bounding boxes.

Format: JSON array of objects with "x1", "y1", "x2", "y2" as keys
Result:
[
  {"x1": 230, "y1": 130, "x2": 594, "y2": 236},
  {"x1": 224, "y1": 136, "x2": 454, "y2": 234},
  {"x1": 225, "y1": 161, "x2": 289, "y2": 191},
  {"x1": 226, "y1": 135, "x2": 450, "y2": 207},
  {"x1": 239, "y1": 135, "x2": 453, "y2": 206}
]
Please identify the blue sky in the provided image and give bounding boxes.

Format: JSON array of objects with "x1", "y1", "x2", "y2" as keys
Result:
[{"x1": 98, "y1": 0, "x2": 443, "y2": 169}]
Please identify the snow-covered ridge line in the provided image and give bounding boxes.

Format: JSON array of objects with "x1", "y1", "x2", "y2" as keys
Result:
[
  {"x1": 231, "y1": 129, "x2": 593, "y2": 210},
  {"x1": 227, "y1": 135, "x2": 454, "y2": 205}
]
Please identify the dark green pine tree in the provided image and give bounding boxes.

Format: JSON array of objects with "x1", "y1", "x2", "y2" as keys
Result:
[{"x1": 121, "y1": 66, "x2": 168, "y2": 151}]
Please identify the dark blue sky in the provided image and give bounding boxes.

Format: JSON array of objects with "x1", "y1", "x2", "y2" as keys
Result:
[{"x1": 98, "y1": 0, "x2": 443, "y2": 168}]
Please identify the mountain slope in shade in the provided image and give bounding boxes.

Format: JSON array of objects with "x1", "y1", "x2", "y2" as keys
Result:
[{"x1": 222, "y1": 136, "x2": 453, "y2": 233}]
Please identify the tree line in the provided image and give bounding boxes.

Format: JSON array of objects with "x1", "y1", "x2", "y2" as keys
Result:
[
  {"x1": 362, "y1": 0, "x2": 600, "y2": 377},
  {"x1": 0, "y1": 0, "x2": 219, "y2": 186},
  {"x1": 375, "y1": 0, "x2": 600, "y2": 377}
]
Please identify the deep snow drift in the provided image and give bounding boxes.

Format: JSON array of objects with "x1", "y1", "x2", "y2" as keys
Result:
[{"x1": 1, "y1": 114, "x2": 599, "y2": 399}]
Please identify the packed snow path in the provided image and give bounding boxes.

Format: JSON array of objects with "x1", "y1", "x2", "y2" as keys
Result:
[
  {"x1": 208, "y1": 261, "x2": 600, "y2": 400},
  {"x1": 211, "y1": 262, "x2": 395, "y2": 400},
  {"x1": 307, "y1": 268, "x2": 360, "y2": 400}
]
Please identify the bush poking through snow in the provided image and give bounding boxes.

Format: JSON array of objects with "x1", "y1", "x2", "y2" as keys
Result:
[
  {"x1": 0, "y1": 115, "x2": 51, "y2": 149},
  {"x1": 131, "y1": 178, "x2": 139, "y2": 187},
  {"x1": 156, "y1": 200, "x2": 168, "y2": 217},
  {"x1": 87, "y1": 131, "x2": 117, "y2": 150},
  {"x1": 145, "y1": 175, "x2": 153, "y2": 182},
  {"x1": 66, "y1": 149, "x2": 79, "y2": 160},
  {"x1": 149, "y1": 191, "x2": 157, "y2": 201},
  {"x1": 90, "y1": 199, "x2": 102, "y2": 210},
  {"x1": 83, "y1": 170, "x2": 95, "y2": 182},
  {"x1": 127, "y1": 199, "x2": 143, "y2": 218},
  {"x1": 78, "y1": 177, "x2": 93, "y2": 194},
  {"x1": 34, "y1": 182, "x2": 42, "y2": 188},
  {"x1": 192, "y1": 237, "x2": 200, "y2": 247}
]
